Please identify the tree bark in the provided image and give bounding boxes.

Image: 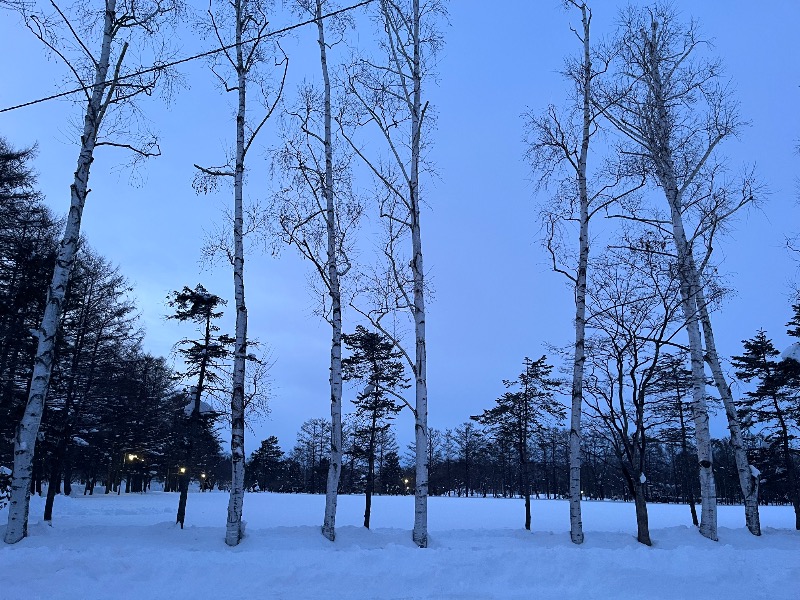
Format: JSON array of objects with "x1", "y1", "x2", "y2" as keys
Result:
[
  {"x1": 318, "y1": 0, "x2": 344, "y2": 543},
  {"x1": 667, "y1": 199, "x2": 718, "y2": 541},
  {"x1": 520, "y1": 455, "x2": 531, "y2": 531},
  {"x1": 225, "y1": 0, "x2": 248, "y2": 547},
  {"x1": 568, "y1": 1, "x2": 591, "y2": 546},
  {"x1": 646, "y1": 32, "x2": 718, "y2": 541},
  {"x1": 407, "y1": 0, "x2": 429, "y2": 550},
  {"x1": 694, "y1": 285, "x2": 761, "y2": 535},
  {"x1": 677, "y1": 396, "x2": 699, "y2": 526},
  {"x1": 364, "y1": 412, "x2": 378, "y2": 529},
  {"x1": 633, "y1": 480, "x2": 651, "y2": 546},
  {"x1": 4, "y1": 0, "x2": 117, "y2": 545}
]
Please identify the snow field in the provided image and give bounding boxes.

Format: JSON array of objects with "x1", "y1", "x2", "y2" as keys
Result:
[{"x1": 1, "y1": 492, "x2": 798, "y2": 600}]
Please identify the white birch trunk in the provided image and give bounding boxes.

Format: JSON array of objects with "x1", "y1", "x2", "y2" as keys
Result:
[
  {"x1": 409, "y1": 0, "x2": 429, "y2": 549},
  {"x1": 568, "y1": 2, "x2": 591, "y2": 546},
  {"x1": 646, "y1": 31, "x2": 717, "y2": 541},
  {"x1": 4, "y1": 0, "x2": 117, "y2": 545},
  {"x1": 225, "y1": 0, "x2": 248, "y2": 547},
  {"x1": 665, "y1": 185, "x2": 718, "y2": 542},
  {"x1": 319, "y1": 0, "x2": 344, "y2": 542},
  {"x1": 695, "y1": 285, "x2": 761, "y2": 535}
]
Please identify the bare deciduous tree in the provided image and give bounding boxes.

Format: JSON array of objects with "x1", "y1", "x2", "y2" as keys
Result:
[
  {"x1": 597, "y1": 3, "x2": 760, "y2": 540},
  {"x1": 4, "y1": 0, "x2": 178, "y2": 545},
  {"x1": 526, "y1": 0, "x2": 644, "y2": 544},
  {"x1": 583, "y1": 230, "x2": 685, "y2": 546},
  {"x1": 192, "y1": 0, "x2": 287, "y2": 547},
  {"x1": 276, "y1": 0, "x2": 360, "y2": 542},
  {"x1": 340, "y1": 0, "x2": 445, "y2": 549}
]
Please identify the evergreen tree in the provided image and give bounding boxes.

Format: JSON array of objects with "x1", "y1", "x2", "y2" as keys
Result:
[
  {"x1": 342, "y1": 325, "x2": 407, "y2": 528},
  {"x1": 732, "y1": 330, "x2": 799, "y2": 529},
  {"x1": 0, "y1": 139, "x2": 57, "y2": 467},
  {"x1": 380, "y1": 450, "x2": 403, "y2": 495},
  {"x1": 473, "y1": 356, "x2": 564, "y2": 530},
  {"x1": 167, "y1": 284, "x2": 228, "y2": 528},
  {"x1": 649, "y1": 353, "x2": 700, "y2": 526},
  {"x1": 246, "y1": 436, "x2": 284, "y2": 492}
]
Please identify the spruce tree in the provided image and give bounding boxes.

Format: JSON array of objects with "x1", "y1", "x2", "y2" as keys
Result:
[{"x1": 732, "y1": 330, "x2": 799, "y2": 529}]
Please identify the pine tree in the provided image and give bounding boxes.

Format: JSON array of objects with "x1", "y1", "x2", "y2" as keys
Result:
[
  {"x1": 246, "y1": 436, "x2": 284, "y2": 492},
  {"x1": 168, "y1": 285, "x2": 228, "y2": 528},
  {"x1": 342, "y1": 326, "x2": 407, "y2": 528},
  {"x1": 732, "y1": 330, "x2": 799, "y2": 529},
  {"x1": 649, "y1": 353, "x2": 700, "y2": 526},
  {"x1": 473, "y1": 356, "x2": 564, "y2": 530}
]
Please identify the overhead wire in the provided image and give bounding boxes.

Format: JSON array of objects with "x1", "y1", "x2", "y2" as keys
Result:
[{"x1": 0, "y1": 0, "x2": 375, "y2": 114}]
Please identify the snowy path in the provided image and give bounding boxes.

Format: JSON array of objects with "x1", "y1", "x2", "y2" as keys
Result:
[{"x1": 1, "y1": 492, "x2": 798, "y2": 599}]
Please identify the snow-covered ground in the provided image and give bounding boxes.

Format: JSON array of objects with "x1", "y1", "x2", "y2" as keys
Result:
[{"x1": 1, "y1": 491, "x2": 797, "y2": 599}]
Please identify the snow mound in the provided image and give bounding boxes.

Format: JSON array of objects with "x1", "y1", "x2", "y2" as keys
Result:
[
  {"x1": 780, "y1": 341, "x2": 800, "y2": 363},
  {"x1": 183, "y1": 400, "x2": 216, "y2": 416}
]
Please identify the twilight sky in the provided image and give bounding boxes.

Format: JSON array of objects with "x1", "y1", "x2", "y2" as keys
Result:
[{"x1": 1, "y1": 0, "x2": 798, "y2": 454}]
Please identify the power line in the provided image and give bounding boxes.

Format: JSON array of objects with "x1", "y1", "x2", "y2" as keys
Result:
[{"x1": 0, "y1": 0, "x2": 374, "y2": 114}]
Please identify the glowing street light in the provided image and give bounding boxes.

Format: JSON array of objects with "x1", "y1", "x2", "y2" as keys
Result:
[
  {"x1": 127, "y1": 453, "x2": 138, "y2": 462},
  {"x1": 179, "y1": 467, "x2": 187, "y2": 474}
]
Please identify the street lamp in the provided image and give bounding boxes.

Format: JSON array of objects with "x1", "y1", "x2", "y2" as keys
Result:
[{"x1": 179, "y1": 467, "x2": 186, "y2": 474}]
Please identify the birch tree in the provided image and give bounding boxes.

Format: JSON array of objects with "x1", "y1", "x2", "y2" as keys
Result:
[
  {"x1": 4, "y1": 0, "x2": 177, "y2": 545},
  {"x1": 341, "y1": 0, "x2": 445, "y2": 549},
  {"x1": 597, "y1": 3, "x2": 761, "y2": 539},
  {"x1": 526, "y1": 0, "x2": 644, "y2": 544},
  {"x1": 275, "y1": 0, "x2": 360, "y2": 542},
  {"x1": 192, "y1": 0, "x2": 287, "y2": 547}
]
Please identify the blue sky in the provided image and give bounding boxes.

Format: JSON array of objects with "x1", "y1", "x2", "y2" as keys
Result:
[{"x1": 1, "y1": 0, "x2": 798, "y2": 453}]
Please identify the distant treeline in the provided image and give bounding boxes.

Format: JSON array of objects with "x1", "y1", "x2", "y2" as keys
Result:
[{"x1": 248, "y1": 419, "x2": 798, "y2": 508}]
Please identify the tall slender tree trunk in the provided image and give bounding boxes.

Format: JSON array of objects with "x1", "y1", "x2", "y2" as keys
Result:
[
  {"x1": 568, "y1": 1, "x2": 591, "y2": 546},
  {"x1": 318, "y1": 0, "x2": 344, "y2": 543},
  {"x1": 226, "y1": 0, "x2": 248, "y2": 547},
  {"x1": 408, "y1": 0, "x2": 429, "y2": 550},
  {"x1": 43, "y1": 435, "x2": 66, "y2": 522},
  {"x1": 647, "y1": 39, "x2": 717, "y2": 540},
  {"x1": 641, "y1": 19, "x2": 760, "y2": 538},
  {"x1": 694, "y1": 286, "x2": 761, "y2": 535},
  {"x1": 43, "y1": 402, "x2": 73, "y2": 522},
  {"x1": 4, "y1": 0, "x2": 118, "y2": 545},
  {"x1": 668, "y1": 203, "x2": 718, "y2": 541}
]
